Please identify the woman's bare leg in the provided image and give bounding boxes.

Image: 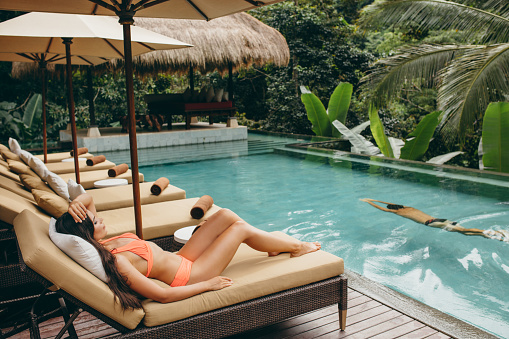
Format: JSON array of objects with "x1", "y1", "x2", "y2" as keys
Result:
[
  {"x1": 177, "y1": 209, "x2": 243, "y2": 261},
  {"x1": 188, "y1": 220, "x2": 320, "y2": 284}
]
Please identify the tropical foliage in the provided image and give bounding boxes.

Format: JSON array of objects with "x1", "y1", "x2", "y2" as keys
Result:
[
  {"x1": 358, "y1": 0, "x2": 509, "y2": 144},
  {"x1": 0, "y1": 93, "x2": 42, "y2": 143},
  {"x1": 300, "y1": 82, "x2": 353, "y2": 138},
  {"x1": 481, "y1": 102, "x2": 509, "y2": 173}
]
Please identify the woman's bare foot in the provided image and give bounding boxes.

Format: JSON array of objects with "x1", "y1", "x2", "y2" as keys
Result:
[{"x1": 291, "y1": 241, "x2": 321, "y2": 257}]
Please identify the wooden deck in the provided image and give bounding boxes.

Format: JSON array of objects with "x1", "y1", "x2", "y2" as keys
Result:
[{"x1": 5, "y1": 287, "x2": 452, "y2": 339}]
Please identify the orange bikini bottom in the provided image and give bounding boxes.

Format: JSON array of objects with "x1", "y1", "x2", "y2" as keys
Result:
[{"x1": 170, "y1": 255, "x2": 193, "y2": 287}]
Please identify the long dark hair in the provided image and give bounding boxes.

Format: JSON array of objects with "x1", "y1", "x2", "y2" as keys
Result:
[{"x1": 55, "y1": 212, "x2": 142, "y2": 310}]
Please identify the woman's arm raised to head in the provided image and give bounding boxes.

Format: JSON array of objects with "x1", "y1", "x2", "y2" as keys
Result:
[
  {"x1": 68, "y1": 193, "x2": 98, "y2": 223},
  {"x1": 115, "y1": 255, "x2": 233, "y2": 303}
]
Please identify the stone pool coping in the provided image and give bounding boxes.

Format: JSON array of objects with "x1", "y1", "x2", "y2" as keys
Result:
[{"x1": 346, "y1": 269, "x2": 499, "y2": 339}]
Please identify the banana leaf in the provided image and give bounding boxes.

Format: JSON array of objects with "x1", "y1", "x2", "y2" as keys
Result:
[
  {"x1": 328, "y1": 82, "x2": 353, "y2": 138},
  {"x1": 300, "y1": 86, "x2": 331, "y2": 137},
  {"x1": 332, "y1": 120, "x2": 380, "y2": 155},
  {"x1": 368, "y1": 104, "x2": 394, "y2": 158},
  {"x1": 482, "y1": 102, "x2": 509, "y2": 173},
  {"x1": 23, "y1": 93, "x2": 42, "y2": 128},
  {"x1": 400, "y1": 110, "x2": 441, "y2": 161},
  {"x1": 427, "y1": 151, "x2": 464, "y2": 165}
]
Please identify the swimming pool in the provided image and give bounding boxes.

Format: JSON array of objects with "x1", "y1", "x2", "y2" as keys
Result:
[{"x1": 105, "y1": 133, "x2": 509, "y2": 338}]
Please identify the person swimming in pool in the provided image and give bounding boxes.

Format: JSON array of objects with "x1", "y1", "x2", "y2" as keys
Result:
[
  {"x1": 56, "y1": 193, "x2": 321, "y2": 310},
  {"x1": 360, "y1": 198, "x2": 508, "y2": 241}
]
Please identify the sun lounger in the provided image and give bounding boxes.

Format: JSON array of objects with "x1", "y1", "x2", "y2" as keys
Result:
[
  {"x1": 0, "y1": 173, "x2": 186, "y2": 212},
  {"x1": 58, "y1": 170, "x2": 144, "y2": 189},
  {"x1": 43, "y1": 159, "x2": 116, "y2": 174},
  {"x1": 35, "y1": 151, "x2": 94, "y2": 163},
  {"x1": 1, "y1": 157, "x2": 143, "y2": 189},
  {"x1": 12, "y1": 209, "x2": 347, "y2": 338}
]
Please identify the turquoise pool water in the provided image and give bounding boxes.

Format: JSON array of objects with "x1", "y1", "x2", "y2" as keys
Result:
[{"x1": 107, "y1": 134, "x2": 509, "y2": 338}]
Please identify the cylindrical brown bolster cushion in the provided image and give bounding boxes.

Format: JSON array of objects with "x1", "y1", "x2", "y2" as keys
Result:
[
  {"x1": 150, "y1": 177, "x2": 170, "y2": 195},
  {"x1": 190, "y1": 195, "x2": 214, "y2": 219},
  {"x1": 108, "y1": 163, "x2": 129, "y2": 177},
  {"x1": 70, "y1": 147, "x2": 88, "y2": 156},
  {"x1": 86, "y1": 155, "x2": 106, "y2": 166}
]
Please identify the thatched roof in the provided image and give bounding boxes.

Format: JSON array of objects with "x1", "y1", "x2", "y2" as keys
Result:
[
  {"x1": 115, "y1": 12, "x2": 289, "y2": 75},
  {"x1": 11, "y1": 12, "x2": 289, "y2": 78}
]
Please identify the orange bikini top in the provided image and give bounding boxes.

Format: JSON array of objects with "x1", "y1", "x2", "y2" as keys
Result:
[{"x1": 101, "y1": 233, "x2": 153, "y2": 277}]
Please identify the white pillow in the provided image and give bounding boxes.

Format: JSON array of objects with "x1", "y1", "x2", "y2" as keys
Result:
[
  {"x1": 214, "y1": 88, "x2": 224, "y2": 103},
  {"x1": 28, "y1": 154, "x2": 50, "y2": 178},
  {"x1": 19, "y1": 149, "x2": 33, "y2": 166},
  {"x1": 49, "y1": 218, "x2": 108, "y2": 282},
  {"x1": 8, "y1": 137, "x2": 22, "y2": 155},
  {"x1": 206, "y1": 86, "x2": 215, "y2": 103},
  {"x1": 68, "y1": 179, "x2": 86, "y2": 201},
  {"x1": 46, "y1": 171, "x2": 71, "y2": 201}
]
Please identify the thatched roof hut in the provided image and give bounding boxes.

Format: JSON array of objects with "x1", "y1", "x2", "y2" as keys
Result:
[
  {"x1": 11, "y1": 12, "x2": 289, "y2": 79},
  {"x1": 116, "y1": 12, "x2": 289, "y2": 75}
]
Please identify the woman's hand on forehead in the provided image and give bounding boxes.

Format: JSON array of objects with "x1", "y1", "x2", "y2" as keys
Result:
[{"x1": 68, "y1": 200, "x2": 88, "y2": 223}]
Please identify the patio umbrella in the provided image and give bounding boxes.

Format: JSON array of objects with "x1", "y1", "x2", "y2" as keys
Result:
[
  {"x1": 0, "y1": 0, "x2": 285, "y2": 239},
  {"x1": 0, "y1": 12, "x2": 191, "y2": 184}
]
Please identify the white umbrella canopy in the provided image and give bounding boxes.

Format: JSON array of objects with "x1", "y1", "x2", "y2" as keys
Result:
[
  {"x1": 0, "y1": 0, "x2": 284, "y2": 238},
  {"x1": 0, "y1": 0, "x2": 282, "y2": 20},
  {"x1": 0, "y1": 12, "x2": 192, "y2": 62}
]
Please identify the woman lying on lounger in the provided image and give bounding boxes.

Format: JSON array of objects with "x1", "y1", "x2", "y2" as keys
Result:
[
  {"x1": 360, "y1": 198, "x2": 508, "y2": 241},
  {"x1": 56, "y1": 193, "x2": 321, "y2": 310}
]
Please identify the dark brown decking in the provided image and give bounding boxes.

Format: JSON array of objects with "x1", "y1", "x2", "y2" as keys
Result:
[{"x1": 5, "y1": 288, "x2": 453, "y2": 339}]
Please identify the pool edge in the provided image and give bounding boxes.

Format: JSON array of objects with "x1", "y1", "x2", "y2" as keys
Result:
[{"x1": 345, "y1": 269, "x2": 500, "y2": 339}]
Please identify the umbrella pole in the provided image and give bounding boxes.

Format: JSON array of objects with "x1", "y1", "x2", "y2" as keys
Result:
[
  {"x1": 62, "y1": 37, "x2": 81, "y2": 184},
  {"x1": 121, "y1": 18, "x2": 143, "y2": 238},
  {"x1": 40, "y1": 61, "x2": 48, "y2": 163}
]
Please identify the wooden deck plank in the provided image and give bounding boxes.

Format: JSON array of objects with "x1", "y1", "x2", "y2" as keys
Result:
[
  {"x1": 5, "y1": 288, "x2": 458, "y2": 339},
  {"x1": 369, "y1": 320, "x2": 428, "y2": 339},
  {"x1": 346, "y1": 314, "x2": 415, "y2": 338}
]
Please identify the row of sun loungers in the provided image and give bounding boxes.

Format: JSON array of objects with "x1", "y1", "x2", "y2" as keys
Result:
[{"x1": 0, "y1": 140, "x2": 347, "y2": 338}]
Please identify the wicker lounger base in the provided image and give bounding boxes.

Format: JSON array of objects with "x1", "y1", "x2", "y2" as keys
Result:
[{"x1": 20, "y1": 247, "x2": 347, "y2": 339}]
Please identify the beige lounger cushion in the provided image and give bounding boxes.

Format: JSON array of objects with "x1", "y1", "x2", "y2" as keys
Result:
[
  {"x1": 101, "y1": 197, "x2": 220, "y2": 239},
  {"x1": 35, "y1": 152, "x2": 94, "y2": 163},
  {"x1": 45, "y1": 160, "x2": 116, "y2": 174},
  {"x1": 0, "y1": 143, "x2": 8, "y2": 155},
  {"x1": 0, "y1": 175, "x2": 33, "y2": 200},
  {"x1": 0, "y1": 164, "x2": 21, "y2": 182},
  {"x1": 143, "y1": 231, "x2": 344, "y2": 326},
  {"x1": 32, "y1": 189, "x2": 69, "y2": 218},
  {"x1": 1, "y1": 148, "x2": 21, "y2": 162},
  {"x1": 0, "y1": 187, "x2": 50, "y2": 224},
  {"x1": 19, "y1": 173, "x2": 54, "y2": 194},
  {"x1": 90, "y1": 182, "x2": 186, "y2": 212},
  {"x1": 7, "y1": 159, "x2": 37, "y2": 176},
  {"x1": 14, "y1": 210, "x2": 145, "y2": 329},
  {"x1": 58, "y1": 170, "x2": 144, "y2": 189}
]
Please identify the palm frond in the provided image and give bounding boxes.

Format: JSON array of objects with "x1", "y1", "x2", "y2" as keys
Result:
[
  {"x1": 438, "y1": 43, "x2": 509, "y2": 143},
  {"x1": 358, "y1": 0, "x2": 509, "y2": 44},
  {"x1": 361, "y1": 44, "x2": 472, "y2": 105}
]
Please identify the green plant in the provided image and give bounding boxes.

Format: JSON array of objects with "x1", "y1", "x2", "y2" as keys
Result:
[
  {"x1": 359, "y1": 0, "x2": 509, "y2": 144},
  {"x1": 481, "y1": 102, "x2": 509, "y2": 173},
  {"x1": 300, "y1": 82, "x2": 353, "y2": 137},
  {"x1": 335, "y1": 108, "x2": 461, "y2": 164},
  {"x1": 0, "y1": 93, "x2": 42, "y2": 142}
]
